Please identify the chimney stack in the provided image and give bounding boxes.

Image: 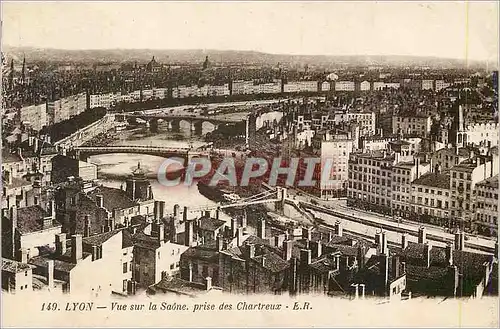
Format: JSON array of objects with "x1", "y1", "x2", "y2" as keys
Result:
[
  {"x1": 401, "y1": 233, "x2": 408, "y2": 249},
  {"x1": 158, "y1": 223, "x2": 165, "y2": 244},
  {"x1": 380, "y1": 254, "x2": 389, "y2": 289},
  {"x1": 84, "y1": 215, "x2": 91, "y2": 237},
  {"x1": 454, "y1": 231, "x2": 465, "y2": 251},
  {"x1": 183, "y1": 206, "x2": 189, "y2": 222},
  {"x1": 334, "y1": 220, "x2": 343, "y2": 237},
  {"x1": 392, "y1": 256, "x2": 401, "y2": 279},
  {"x1": 71, "y1": 234, "x2": 83, "y2": 264},
  {"x1": 381, "y1": 231, "x2": 388, "y2": 256},
  {"x1": 257, "y1": 218, "x2": 266, "y2": 239},
  {"x1": 300, "y1": 249, "x2": 312, "y2": 266},
  {"x1": 445, "y1": 243, "x2": 453, "y2": 266},
  {"x1": 154, "y1": 201, "x2": 161, "y2": 221},
  {"x1": 55, "y1": 233, "x2": 67, "y2": 255},
  {"x1": 236, "y1": 227, "x2": 244, "y2": 247},
  {"x1": 423, "y1": 243, "x2": 432, "y2": 268},
  {"x1": 375, "y1": 231, "x2": 382, "y2": 253},
  {"x1": 216, "y1": 235, "x2": 224, "y2": 251},
  {"x1": 159, "y1": 201, "x2": 165, "y2": 220},
  {"x1": 205, "y1": 277, "x2": 212, "y2": 291},
  {"x1": 283, "y1": 240, "x2": 293, "y2": 261},
  {"x1": 231, "y1": 217, "x2": 238, "y2": 237},
  {"x1": 95, "y1": 194, "x2": 104, "y2": 208},
  {"x1": 315, "y1": 240, "x2": 322, "y2": 258},
  {"x1": 173, "y1": 204, "x2": 180, "y2": 223},
  {"x1": 418, "y1": 226, "x2": 427, "y2": 244},
  {"x1": 49, "y1": 200, "x2": 56, "y2": 220},
  {"x1": 46, "y1": 259, "x2": 54, "y2": 290},
  {"x1": 215, "y1": 207, "x2": 221, "y2": 220},
  {"x1": 247, "y1": 244, "x2": 255, "y2": 259},
  {"x1": 185, "y1": 220, "x2": 193, "y2": 247},
  {"x1": 302, "y1": 227, "x2": 312, "y2": 241},
  {"x1": 240, "y1": 210, "x2": 247, "y2": 229}
]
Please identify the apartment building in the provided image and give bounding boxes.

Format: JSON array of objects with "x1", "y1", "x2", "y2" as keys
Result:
[
  {"x1": 474, "y1": 175, "x2": 498, "y2": 236},
  {"x1": 332, "y1": 111, "x2": 376, "y2": 136},
  {"x1": 449, "y1": 155, "x2": 499, "y2": 228},
  {"x1": 435, "y1": 80, "x2": 451, "y2": 92},
  {"x1": 430, "y1": 146, "x2": 472, "y2": 173},
  {"x1": 19, "y1": 103, "x2": 47, "y2": 131},
  {"x1": 391, "y1": 158, "x2": 430, "y2": 216},
  {"x1": 334, "y1": 81, "x2": 355, "y2": 91},
  {"x1": 392, "y1": 114, "x2": 432, "y2": 137},
  {"x1": 283, "y1": 81, "x2": 318, "y2": 93},
  {"x1": 320, "y1": 135, "x2": 353, "y2": 199},
  {"x1": 421, "y1": 80, "x2": 434, "y2": 90},
  {"x1": 409, "y1": 172, "x2": 451, "y2": 225},
  {"x1": 360, "y1": 81, "x2": 371, "y2": 91}
]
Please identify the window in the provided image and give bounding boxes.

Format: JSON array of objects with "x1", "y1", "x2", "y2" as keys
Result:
[
  {"x1": 170, "y1": 264, "x2": 175, "y2": 270},
  {"x1": 123, "y1": 263, "x2": 128, "y2": 273}
]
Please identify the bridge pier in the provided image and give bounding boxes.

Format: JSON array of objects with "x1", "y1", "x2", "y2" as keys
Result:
[
  {"x1": 150, "y1": 119, "x2": 159, "y2": 133},
  {"x1": 171, "y1": 120, "x2": 180, "y2": 132},
  {"x1": 194, "y1": 121, "x2": 203, "y2": 135}
]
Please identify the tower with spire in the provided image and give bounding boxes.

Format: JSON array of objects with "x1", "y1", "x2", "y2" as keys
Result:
[
  {"x1": 21, "y1": 55, "x2": 26, "y2": 85},
  {"x1": 202, "y1": 56, "x2": 210, "y2": 70},
  {"x1": 8, "y1": 59, "x2": 14, "y2": 91}
]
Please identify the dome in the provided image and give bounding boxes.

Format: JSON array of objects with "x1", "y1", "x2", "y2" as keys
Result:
[{"x1": 326, "y1": 73, "x2": 339, "y2": 81}]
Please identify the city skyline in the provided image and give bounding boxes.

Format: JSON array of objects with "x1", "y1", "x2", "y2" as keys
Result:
[{"x1": 2, "y1": 1, "x2": 499, "y2": 65}]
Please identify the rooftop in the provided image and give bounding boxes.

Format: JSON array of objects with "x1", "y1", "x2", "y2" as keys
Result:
[
  {"x1": 2, "y1": 258, "x2": 33, "y2": 273},
  {"x1": 88, "y1": 186, "x2": 137, "y2": 212},
  {"x1": 412, "y1": 172, "x2": 450, "y2": 189},
  {"x1": 198, "y1": 216, "x2": 226, "y2": 232},
  {"x1": 476, "y1": 175, "x2": 498, "y2": 189},
  {"x1": 17, "y1": 206, "x2": 60, "y2": 235}
]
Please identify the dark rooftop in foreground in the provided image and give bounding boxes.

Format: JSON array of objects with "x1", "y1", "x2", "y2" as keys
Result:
[{"x1": 412, "y1": 172, "x2": 450, "y2": 189}]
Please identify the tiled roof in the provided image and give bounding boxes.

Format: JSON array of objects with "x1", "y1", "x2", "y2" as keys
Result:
[
  {"x1": 412, "y1": 173, "x2": 450, "y2": 189},
  {"x1": 88, "y1": 186, "x2": 137, "y2": 212},
  {"x1": 182, "y1": 246, "x2": 219, "y2": 262},
  {"x1": 198, "y1": 216, "x2": 226, "y2": 232},
  {"x1": 82, "y1": 230, "x2": 120, "y2": 246},
  {"x1": 251, "y1": 250, "x2": 289, "y2": 273},
  {"x1": 6, "y1": 177, "x2": 32, "y2": 189},
  {"x1": 2, "y1": 258, "x2": 33, "y2": 273},
  {"x1": 149, "y1": 277, "x2": 211, "y2": 296},
  {"x1": 476, "y1": 175, "x2": 498, "y2": 189},
  {"x1": 17, "y1": 206, "x2": 60, "y2": 234},
  {"x1": 310, "y1": 254, "x2": 340, "y2": 273},
  {"x1": 2, "y1": 150, "x2": 22, "y2": 163}
]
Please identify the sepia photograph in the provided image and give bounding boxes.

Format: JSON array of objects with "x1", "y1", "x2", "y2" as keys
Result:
[{"x1": 1, "y1": 1, "x2": 499, "y2": 327}]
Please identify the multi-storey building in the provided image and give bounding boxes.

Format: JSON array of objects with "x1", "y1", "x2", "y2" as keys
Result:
[
  {"x1": 449, "y1": 155, "x2": 499, "y2": 229},
  {"x1": 334, "y1": 81, "x2": 355, "y2": 91},
  {"x1": 332, "y1": 111, "x2": 376, "y2": 136},
  {"x1": 430, "y1": 146, "x2": 472, "y2": 173},
  {"x1": 320, "y1": 135, "x2": 353, "y2": 199},
  {"x1": 421, "y1": 80, "x2": 434, "y2": 90},
  {"x1": 283, "y1": 81, "x2": 318, "y2": 93},
  {"x1": 435, "y1": 80, "x2": 451, "y2": 92},
  {"x1": 320, "y1": 81, "x2": 331, "y2": 92},
  {"x1": 409, "y1": 172, "x2": 451, "y2": 226},
  {"x1": 391, "y1": 158, "x2": 430, "y2": 217},
  {"x1": 392, "y1": 114, "x2": 432, "y2": 137},
  {"x1": 46, "y1": 99, "x2": 63, "y2": 125},
  {"x1": 19, "y1": 103, "x2": 47, "y2": 131},
  {"x1": 359, "y1": 81, "x2": 371, "y2": 91},
  {"x1": 474, "y1": 175, "x2": 498, "y2": 236}
]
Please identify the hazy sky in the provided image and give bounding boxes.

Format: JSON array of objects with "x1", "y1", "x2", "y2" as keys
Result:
[{"x1": 2, "y1": 1, "x2": 498, "y2": 63}]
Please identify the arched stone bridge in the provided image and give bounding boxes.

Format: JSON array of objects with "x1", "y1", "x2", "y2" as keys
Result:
[{"x1": 72, "y1": 145, "x2": 213, "y2": 162}]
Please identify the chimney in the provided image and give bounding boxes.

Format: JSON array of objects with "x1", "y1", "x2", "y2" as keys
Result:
[
  {"x1": 315, "y1": 240, "x2": 322, "y2": 258},
  {"x1": 380, "y1": 254, "x2": 389, "y2": 289},
  {"x1": 302, "y1": 227, "x2": 312, "y2": 241},
  {"x1": 418, "y1": 226, "x2": 426, "y2": 244},
  {"x1": 257, "y1": 219, "x2": 266, "y2": 239},
  {"x1": 158, "y1": 224, "x2": 165, "y2": 244},
  {"x1": 236, "y1": 227, "x2": 244, "y2": 247},
  {"x1": 148, "y1": 185, "x2": 153, "y2": 199},
  {"x1": 20, "y1": 248, "x2": 28, "y2": 263},
  {"x1": 173, "y1": 204, "x2": 180, "y2": 223},
  {"x1": 34, "y1": 138, "x2": 39, "y2": 153},
  {"x1": 188, "y1": 262, "x2": 193, "y2": 282},
  {"x1": 300, "y1": 249, "x2": 312, "y2": 266},
  {"x1": 241, "y1": 210, "x2": 248, "y2": 229},
  {"x1": 375, "y1": 231, "x2": 382, "y2": 253},
  {"x1": 96, "y1": 194, "x2": 104, "y2": 208},
  {"x1": 401, "y1": 233, "x2": 408, "y2": 249},
  {"x1": 445, "y1": 243, "x2": 453, "y2": 266},
  {"x1": 415, "y1": 157, "x2": 421, "y2": 179},
  {"x1": 183, "y1": 206, "x2": 189, "y2": 222},
  {"x1": 334, "y1": 220, "x2": 343, "y2": 237},
  {"x1": 153, "y1": 201, "x2": 160, "y2": 221},
  {"x1": 204, "y1": 210, "x2": 211, "y2": 218},
  {"x1": 185, "y1": 220, "x2": 193, "y2": 247},
  {"x1": 71, "y1": 234, "x2": 83, "y2": 264},
  {"x1": 423, "y1": 243, "x2": 432, "y2": 268},
  {"x1": 455, "y1": 231, "x2": 465, "y2": 251},
  {"x1": 8, "y1": 171, "x2": 13, "y2": 185},
  {"x1": 283, "y1": 240, "x2": 293, "y2": 261},
  {"x1": 216, "y1": 235, "x2": 224, "y2": 251},
  {"x1": 10, "y1": 206, "x2": 17, "y2": 259},
  {"x1": 231, "y1": 218, "x2": 238, "y2": 237},
  {"x1": 392, "y1": 255, "x2": 401, "y2": 279},
  {"x1": 55, "y1": 233, "x2": 67, "y2": 255},
  {"x1": 261, "y1": 255, "x2": 266, "y2": 267},
  {"x1": 247, "y1": 244, "x2": 255, "y2": 258},
  {"x1": 205, "y1": 277, "x2": 212, "y2": 291},
  {"x1": 49, "y1": 200, "x2": 56, "y2": 219},
  {"x1": 84, "y1": 215, "x2": 91, "y2": 237},
  {"x1": 46, "y1": 260, "x2": 54, "y2": 290},
  {"x1": 381, "y1": 231, "x2": 388, "y2": 256},
  {"x1": 159, "y1": 201, "x2": 165, "y2": 220},
  {"x1": 357, "y1": 244, "x2": 366, "y2": 269}
]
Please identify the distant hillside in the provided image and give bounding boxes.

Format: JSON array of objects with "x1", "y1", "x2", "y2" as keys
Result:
[{"x1": 2, "y1": 46, "x2": 486, "y2": 69}]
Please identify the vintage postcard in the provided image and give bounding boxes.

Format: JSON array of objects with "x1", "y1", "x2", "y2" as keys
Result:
[{"x1": 1, "y1": 1, "x2": 499, "y2": 327}]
